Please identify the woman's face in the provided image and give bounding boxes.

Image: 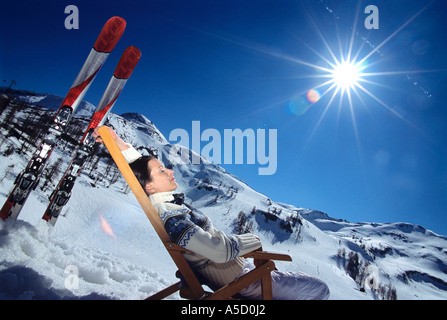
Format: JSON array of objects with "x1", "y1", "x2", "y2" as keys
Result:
[{"x1": 145, "y1": 159, "x2": 178, "y2": 194}]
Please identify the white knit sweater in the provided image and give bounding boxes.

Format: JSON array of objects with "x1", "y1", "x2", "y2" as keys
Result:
[{"x1": 121, "y1": 145, "x2": 262, "y2": 287}]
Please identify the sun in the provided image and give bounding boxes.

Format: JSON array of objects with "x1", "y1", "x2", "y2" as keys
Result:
[{"x1": 330, "y1": 60, "x2": 362, "y2": 91}]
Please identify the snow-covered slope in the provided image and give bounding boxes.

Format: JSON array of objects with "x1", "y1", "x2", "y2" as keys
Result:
[{"x1": 0, "y1": 88, "x2": 446, "y2": 300}]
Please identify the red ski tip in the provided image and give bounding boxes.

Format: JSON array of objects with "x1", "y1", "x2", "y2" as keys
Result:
[
  {"x1": 114, "y1": 46, "x2": 141, "y2": 79},
  {"x1": 93, "y1": 16, "x2": 126, "y2": 53}
]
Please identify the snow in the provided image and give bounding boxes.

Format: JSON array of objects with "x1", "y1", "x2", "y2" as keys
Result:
[
  {"x1": 0, "y1": 182, "x2": 176, "y2": 299},
  {"x1": 1, "y1": 88, "x2": 447, "y2": 300}
]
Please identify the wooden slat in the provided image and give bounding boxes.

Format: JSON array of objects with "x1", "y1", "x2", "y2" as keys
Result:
[
  {"x1": 145, "y1": 281, "x2": 182, "y2": 300},
  {"x1": 98, "y1": 127, "x2": 205, "y2": 299},
  {"x1": 242, "y1": 251, "x2": 292, "y2": 262},
  {"x1": 98, "y1": 127, "x2": 169, "y2": 242},
  {"x1": 205, "y1": 261, "x2": 276, "y2": 300}
]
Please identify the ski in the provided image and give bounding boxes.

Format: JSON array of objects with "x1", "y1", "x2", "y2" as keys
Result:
[
  {"x1": 0, "y1": 17, "x2": 126, "y2": 221},
  {"x1": 42, "y1": 46, "x2": 141, "y2": 225}
]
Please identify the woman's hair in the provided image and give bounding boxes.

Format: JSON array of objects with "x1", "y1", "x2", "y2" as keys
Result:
[{"x1": 129, "y1": 155, "x2": 158, "y2": 189}]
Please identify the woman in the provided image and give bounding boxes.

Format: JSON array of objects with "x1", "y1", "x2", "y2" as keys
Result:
[{"x1": 94, "y1": 127, "x2": 330, "y2": 300}]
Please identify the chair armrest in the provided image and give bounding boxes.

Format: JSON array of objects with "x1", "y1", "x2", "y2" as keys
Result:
[
  {"x1": 165, "y1": 242, "x2": 292, "y2": 262},
  {"x1": 242, "y1": 250, "x2": 292, "y2": 262}
]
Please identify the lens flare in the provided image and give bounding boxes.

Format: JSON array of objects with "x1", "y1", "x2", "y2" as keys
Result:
[
  {"x1": 306, "y1": 89, "x2": 321, "y2": 103},
  {"x1": 100, "y1": 214, "x2": 115, "y2": 239},
  {"x1": 285, "y1": 96, "x2": 309, "y2": 116}
]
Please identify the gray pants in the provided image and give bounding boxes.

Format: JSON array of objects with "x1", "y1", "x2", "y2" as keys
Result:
[{"x1": 237, "y1": 261, "x2": 330, "y2": 300}]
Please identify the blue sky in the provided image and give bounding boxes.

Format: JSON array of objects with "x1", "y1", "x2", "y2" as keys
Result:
[{"x1": 1, "y1": 0, "x2": 447, "y2": 235}]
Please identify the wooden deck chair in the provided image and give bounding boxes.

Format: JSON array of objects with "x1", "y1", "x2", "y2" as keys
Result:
[{"x1": 98, "y1": 127, "x2": 292, "y2": 300}]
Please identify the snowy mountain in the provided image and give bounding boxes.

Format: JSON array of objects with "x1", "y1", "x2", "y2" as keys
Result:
[{"x1": 1, "y1": 87, "x2": 446, "y2": 300}]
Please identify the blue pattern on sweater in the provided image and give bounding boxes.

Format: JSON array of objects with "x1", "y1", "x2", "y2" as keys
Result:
[{"x1": 160, "y1": 207, "x2": 211, "y2": 248}]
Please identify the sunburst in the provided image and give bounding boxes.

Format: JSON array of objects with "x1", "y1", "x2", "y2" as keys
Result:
[
  {"x1": 291, "y1": 0, "x2": 441, "y2": 146},
  {"x1": 179, "y1": 1, "x2": 440, "y2": 139},
  {"x1": 330, "y1": 60, "x2": 363, "y2": 92}
]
